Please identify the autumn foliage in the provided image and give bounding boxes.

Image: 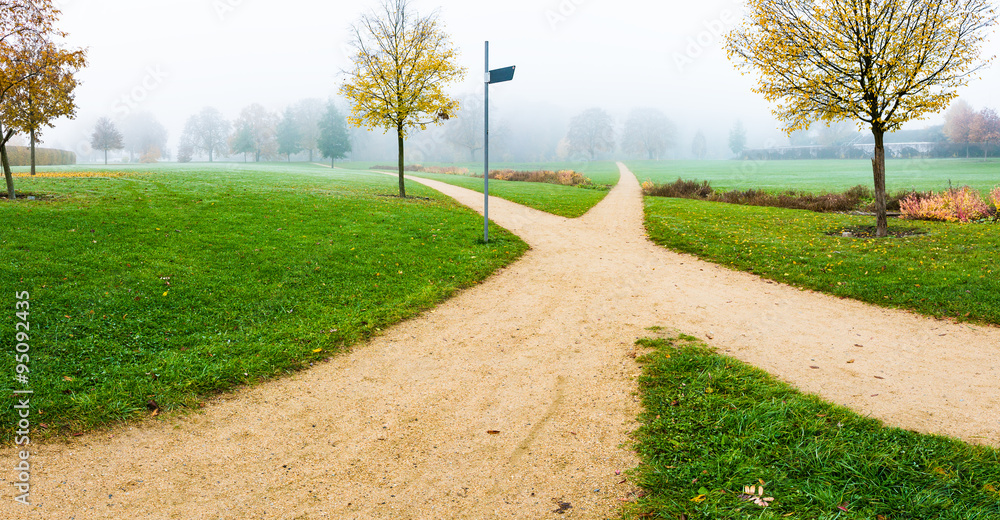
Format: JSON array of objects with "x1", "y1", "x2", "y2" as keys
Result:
[
  {"x1": 899, "y1": 186, "x2": 994, "y2": 222},
  {"x1": 726, "y1": 0, "x2": 996, "y2": 236},
  {"x1": 340, "y1": 0, "x2": 466, "y2": 197}
]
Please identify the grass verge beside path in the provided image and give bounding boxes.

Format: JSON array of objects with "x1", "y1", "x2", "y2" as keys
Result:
[
  {"x1": 644, "y1": 197, "x2": 1000, "y2": 325},
  {"x1": 1, "y1": 163, "x2": 528, "y2": 441},
  {"x1": 627, "y1": 159, "x2": 1000, "y2": 194},
  {"x1": 626, "y1": 334, "x2": 1000, "y2": 520},
  {"x1": 357, "y1": 160, "x2": 621, "y2": 218}
]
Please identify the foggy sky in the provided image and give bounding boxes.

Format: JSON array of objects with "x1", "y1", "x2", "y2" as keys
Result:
[{"x1": 38, "y1": 0, "x2": 1000, "y2": 159}]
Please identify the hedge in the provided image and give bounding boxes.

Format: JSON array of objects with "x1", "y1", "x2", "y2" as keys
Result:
[{"x1": 4, "y1": 145, "x2": 76, "y2": 166}]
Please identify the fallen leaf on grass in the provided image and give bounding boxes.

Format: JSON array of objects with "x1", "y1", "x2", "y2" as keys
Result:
[
  {"x1": 312, "y1": 348, "x2": 323, "y2": 353},
  {"x1": 838, "y1": 502, "x2": 850, "y2": 512},
  {"x1": 690, "y1": 494, "x2": 706, "y2": 503},
  {"x1": 737, "y1": 484, "x2": 774, "y2": 508},
  {"x1": 63, "y1": 376, "x2": 73, "y2": 382}
]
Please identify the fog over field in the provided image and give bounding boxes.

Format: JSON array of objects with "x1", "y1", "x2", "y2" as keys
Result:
[{"x1": 35, "y1": 0, "x2": 1000, "y2": 162}]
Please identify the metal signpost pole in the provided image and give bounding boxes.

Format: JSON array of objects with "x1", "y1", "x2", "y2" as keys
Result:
[{"x1": 484, "y1": 41, "x2": 490, "y2": 243}]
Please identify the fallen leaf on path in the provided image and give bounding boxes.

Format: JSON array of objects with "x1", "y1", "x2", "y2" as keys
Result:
[
  {"x1": 846, "y1": 359, "x2": 855, "y2": 363},
  {"x1": 809, "y1": 366, "x2": 820, "y2": 369},
  {"x1": 874, "y1": 375, "x2": 885, "y2": 379},
  {"x1": 486, "y1": 430, "x2": 500, "y2": 435}
]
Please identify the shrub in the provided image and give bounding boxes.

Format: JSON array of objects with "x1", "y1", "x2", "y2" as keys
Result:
[
  {"x1": 899, "y1": 186, "x2": 991, "y2": 222},
  {"x1": 487, "y1": 169, "x2": 589, "y2": 186},
  {"x1": 643, "y1": 177, "x2": 713, "y2": 198},
  {"x1": 991, "y1": 186, "x2": 1000, "y2": 209},
  {"x1": 5, "y1": 145, "x2": 76, "y2": 166},
  {"x1": 642, "y1": 179, "x2": 869, "y2": 213}
]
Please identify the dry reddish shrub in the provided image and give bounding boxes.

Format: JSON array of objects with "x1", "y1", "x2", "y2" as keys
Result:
[{"x1": 899, "y1": 186, "x2": 991, "y2": 222}]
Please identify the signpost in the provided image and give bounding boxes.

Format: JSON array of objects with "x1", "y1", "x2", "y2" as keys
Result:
[{"x1": 483, "y1": 41, "x2": 515, "y2": 243}]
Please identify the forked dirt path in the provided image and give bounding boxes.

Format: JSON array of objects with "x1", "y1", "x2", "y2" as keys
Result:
[{"x1": 5, "y1": 163, "x2": 999, "y2": 519}]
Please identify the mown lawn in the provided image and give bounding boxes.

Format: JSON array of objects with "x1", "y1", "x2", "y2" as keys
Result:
[
  {"x1": 626, "y1": 334, "x2": 1000, "y2": 520},
  {"x1": 346, "y1": 160, "x2": 621, "y2": 218},
  {"x1": 628, "y1": 159, "x2": 1000, "y2": 194},
  {"x1": 0, "y1": 163, "x2": 528, "y2": 441},
  {"x1": 644, "y1": 197, "x2": 1000, "y2": 325}
]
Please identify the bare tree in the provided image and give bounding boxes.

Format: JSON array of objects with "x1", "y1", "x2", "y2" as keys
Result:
[
  {"x1": 969, "y1": 107, "x2": 1000, "y2": 159},
  {"x1": 691, "y1": 131, "x2": 707, "y2": 159},
  {"x1": 179, "y1": 107, "x2": 230, "y2": 162},
  {"x1": 293, "y1": 98, "x2": 324, "y2": 162},
  {"x1": 232, "y1": 103, "x2": 277, "y2": 162},
  {"x1": 622, "y1": 108, "x2": 676, "y2": 160},
  {"x1": 943, "y1": 100, "x2": 975, "y2": 158},
  {"x1": 567, "y1": 107, "x2": 614, "y2": 160},
  {"x1": 444, "y1": 94, "x2": 484, "y2": 161},
  {"x1": 728, "y1": 120, "x2": 747, "y2": 156},
  {"x1": 122, "y1": 112, "x2": 167, "y2": 162},
  {"x1": 90, "y1": 117, "x2": 123, "y2": 165}
]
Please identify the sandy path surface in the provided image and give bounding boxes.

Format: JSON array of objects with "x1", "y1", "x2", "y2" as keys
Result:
[{"x1": 4, "y1": 163, "x2": 999, "y2": 519}]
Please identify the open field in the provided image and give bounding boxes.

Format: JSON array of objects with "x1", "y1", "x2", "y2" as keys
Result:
[
  {"x1": 627, "y1": 159, "x2": 1000, "y2": 194},
  {"x1": 338, "y1": 160, "x2": 621, "y2": 217},
  {"x1": 628, "y1": 334, "x2": 1000, "y2": 520},
  {"x1": 0, "y1": 163, "x2": 528, "y2": 440},
  {"x1": 644, "y1": 196, "x2": 1000, "y2": 325}
]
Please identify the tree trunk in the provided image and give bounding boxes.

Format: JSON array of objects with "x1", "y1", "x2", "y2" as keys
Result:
[
  {"x1": 397, "y1": 123, "x2": 406, "y2": 198},
  {"x1": 104, "y1": 148, "x2": 108, "y2": 165},
  {"x1": 209, "y1": 148, "x2": 214, "y2": 162},
  {"x1": 871, "y1": 128, "x2": 888, "y2": 238},
  {"x1": 1, "y1": 123, "x2": 14, "y2": 200},
  {"x1": 331, "y1": 157, "x2": 335, "y2": 168},
  {"x1": 30, "y1": 128, "x2": 36, "y2": 176},
  {"x1": 309, "y1": 149, "x2": 313, "y2": 162}
]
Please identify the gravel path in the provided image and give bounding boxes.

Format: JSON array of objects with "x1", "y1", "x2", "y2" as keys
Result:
[{"x1": 4, "y1": 163, "x2": 997, "y2": 519}]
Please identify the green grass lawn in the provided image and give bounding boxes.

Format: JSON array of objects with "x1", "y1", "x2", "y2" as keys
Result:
[
  {"x1": 628, "y1": 159, "x2": 1000, "y2": 194},
  {"x1": 342, "y1": 160, "x2": 621, "y2": 218},
  {"x1": 627, "y1": 334, "x2": 1000, "y2": 519},
  {"x1": 644, "y1": 197, "x2": 999, "y2": 325},
  {"x1": 0, "y1": 162, "x2": 528, "y2": 441}
]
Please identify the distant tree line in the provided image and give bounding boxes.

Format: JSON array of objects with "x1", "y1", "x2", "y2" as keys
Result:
[{"x1": 89, "y1": 99, "x2": 353, "y2": 166}]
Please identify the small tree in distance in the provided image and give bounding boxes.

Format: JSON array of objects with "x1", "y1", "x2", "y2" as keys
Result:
[
  {"x1": 728, "y1": 120, "x2": 747, "y2": 157},
  {"x1": 621, "y1": 108, "x2": 676, "y2": 160},
  {"x1": 340, "y1": 0, "x2": 466, "y2": 197},
  {"x1": 90, "y1": 117, "x2": 123, "y2": 164},
  {"x1": 567, "y1": 108, "x2": 615, "y2": 160},
  {"x1": 943, "y1": 100, "x2": 975, "y2": 158},
  {"x1": 276, "y1": 107, "x2": 302, "y2": 162},
  {"x1": 691, "y1": 131, "x2": 707, "y2": 160},
  {"x1": 969, "y1": 108, "x2": 1000, "y2": 160},
  {"x1": 318, "y1": 101, "x2": 352, "y2": 167},
  {"x1": 727, "y1": 0, "x2": 996, "y2": 237}
]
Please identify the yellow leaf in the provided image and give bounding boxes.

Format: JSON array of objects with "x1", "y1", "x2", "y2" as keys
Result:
[
  {"x1": 312, "y1": 348, "x2": 323, "y2": 353},
  {"x1": 691, "y1": 494, "x2": 706, "y2": 503},
  {"x1": 162, "y1": 291, "x2": 169, "y2": 296}
]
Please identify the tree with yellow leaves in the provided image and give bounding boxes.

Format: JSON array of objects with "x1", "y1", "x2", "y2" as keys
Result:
[
  {"x1": 340, "y1": 0, "x2": 466, "y2": 198},
  {"x1": 727, "y1": 0, "x2": 996, "y2": 236},
  {"x1": 1, "y1": 0, "x2": 86, "y2": 199}
]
